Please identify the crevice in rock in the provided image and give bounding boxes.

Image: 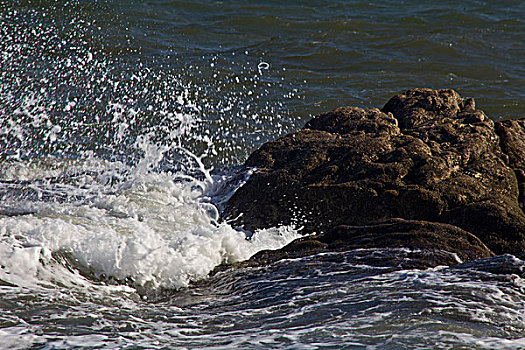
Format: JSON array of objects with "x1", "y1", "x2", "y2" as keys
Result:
[{"x1": 494, "y1": 120, "x2": 525, "y2": 216}]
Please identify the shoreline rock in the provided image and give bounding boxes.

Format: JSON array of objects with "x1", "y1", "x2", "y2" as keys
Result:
[{"x1": 221, "y1": 88, "x2": 525, "y2": 268}]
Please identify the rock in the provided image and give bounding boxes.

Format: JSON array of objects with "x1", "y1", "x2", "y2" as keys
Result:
[
  {"x1": 222, "y1": 88, "x2": 525, "y2": 264},
  {"x1": 221, "y1": 219, "x2": 493, "y2": 270},
  {"x1": 495, "y1": 119, "x2": 525, "y2": 211},
  {"x1": 320, "y1": 219, "x2": 493, "y2": 262}
]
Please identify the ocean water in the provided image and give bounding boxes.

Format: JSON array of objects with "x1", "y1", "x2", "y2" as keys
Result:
[{"x1": 0, "y1": 0, "x2": 524, "y2": 349}]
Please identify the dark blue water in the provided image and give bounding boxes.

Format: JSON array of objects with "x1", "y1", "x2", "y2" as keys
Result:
[{"x1": 0, "y1": 1, "x2": 524, "y2": 348}]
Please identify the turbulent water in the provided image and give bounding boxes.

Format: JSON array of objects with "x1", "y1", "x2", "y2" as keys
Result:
[{"x1": 0, "y1": 0, "x2": 524, "y2": 349}]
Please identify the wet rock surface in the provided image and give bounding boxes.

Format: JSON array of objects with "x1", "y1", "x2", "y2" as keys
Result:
[
  {"x1": 495, "y1": 118, "x2": 525, "y2": 212},
  {"x1": 222, "y1": 88, "x2": 525, "y2": 267},
  {"x1": 217, "y1": 219, "x2": 494, "y2": 271}
]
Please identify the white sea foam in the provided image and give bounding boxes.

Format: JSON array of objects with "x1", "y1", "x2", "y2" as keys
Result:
[{"x1": 0, "y1": 161, "x2": 300, "y2": 291}]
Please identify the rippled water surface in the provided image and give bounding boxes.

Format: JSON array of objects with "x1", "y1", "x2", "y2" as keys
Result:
[{"x1": 1, "y1": 0, "x2": 524, "y2": 349}]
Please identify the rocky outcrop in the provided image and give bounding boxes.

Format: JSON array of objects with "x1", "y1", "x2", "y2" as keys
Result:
[{"x1": 222, "y1": 89, "x2": 525, "y2": 266}]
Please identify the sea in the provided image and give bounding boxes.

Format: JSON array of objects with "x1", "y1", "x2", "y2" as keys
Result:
[{"x1": 0, "y1": 1, "x2": 524, "y2": 349}]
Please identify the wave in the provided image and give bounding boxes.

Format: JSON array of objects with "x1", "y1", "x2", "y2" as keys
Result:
[{"x1": 0, "y1": 155, "x2": 300, "y2": 292}]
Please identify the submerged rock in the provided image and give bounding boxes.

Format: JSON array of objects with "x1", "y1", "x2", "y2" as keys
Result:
[{"x1": 222, "y1": 88, "x2": 525, "y2": 267}]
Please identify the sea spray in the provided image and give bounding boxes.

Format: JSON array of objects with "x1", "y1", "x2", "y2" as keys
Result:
[
  {"x1": 0, "y1": 81, "x2": 300, "y2": 292},
  {"x1": 0, "y1": 2, "x2": 301, "y2": 296},
  {"x1": 1, "y1": 2, "x2": 297, "y2": 168}
]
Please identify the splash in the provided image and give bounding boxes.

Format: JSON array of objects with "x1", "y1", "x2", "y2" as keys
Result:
[
  {"x1": 0, "y1": 1, "x2": 297, "y2": 167},
  {"x1": 0, "y1": 2, "x2": 301, "y2": 293},
  {"x1": 0, "y1": 99, "x2": 300, "y2": 292},
  {"x1": 0, "y1": 164, "x2": 300, "y2": 291}
]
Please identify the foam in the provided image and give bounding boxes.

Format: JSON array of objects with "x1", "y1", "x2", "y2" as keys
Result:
[{"x1": 0, "y1": 164, "x2": 300, "y2": 291}]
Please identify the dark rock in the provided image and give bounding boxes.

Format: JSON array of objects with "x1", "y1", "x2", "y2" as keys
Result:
[
  {"x1": 221, "y1": 219, "x2": 493, "y2": 270},
  {"x1": 320, "y1": 219, "x2": 493, "y2": 262},
  {"x1": 222, "y1": 88, "x2": 525, "y2": 264},
  {"x1": 495, "y1": 119, "x2": 525, "y2": 211}
]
